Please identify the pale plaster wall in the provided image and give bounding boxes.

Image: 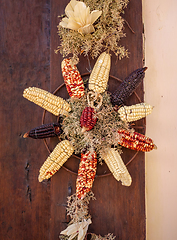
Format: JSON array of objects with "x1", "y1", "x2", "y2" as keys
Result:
[{"x1": 142, "y1": 0, "x2": 177, "y2": 239}]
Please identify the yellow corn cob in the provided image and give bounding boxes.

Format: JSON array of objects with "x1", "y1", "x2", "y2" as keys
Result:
[
  {"x1": 38, "y1": 140, "x2": 74, "y2": 182},
  {"x1": 118, "y1": 103, "x2": 153, "y2": 122},
  {"x1": 23, "y1": 87, "x2": 71, "y2": 116},
  {"x1": 88, "y1": 52, "x2": 111, "y2": 93},
  {"x1": 101, "y1": 148, "x2": 132, "y2": 186}
]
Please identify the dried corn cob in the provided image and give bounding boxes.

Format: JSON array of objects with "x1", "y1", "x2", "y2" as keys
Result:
[
  {"x1": 101, "y1": 148, "x2": 132, "y2": 186},
  {"x1": 76, "y1": 151, "x2": 97, "y2": 199},
  {"x1": 88, "y1": 52, "x2": 111, "y2": 93},
  {"x1": 118, "y1": 129, "x2": 157, "y2": 152},
  {"x1": 118, "y1": 103, "x2": 153, "y2": 122},
  {"x1": 23, "y1": 87, "x2": 71, "y2": 116},
  {"x1": 80, "y1": 107, "x2": 97, "y2": 132},
  {"x1": 61, "y1": 58, "x2": 85, "y2": 98},
  {"x1": 38, "y1": 140, "x2": 74, "y2": 182},
  {"x1": 23, "y1": 122, "x2": 62, "y2": 139},
  {"x1": 111, "y1": 67, "x2": 147, "y2": 106}
]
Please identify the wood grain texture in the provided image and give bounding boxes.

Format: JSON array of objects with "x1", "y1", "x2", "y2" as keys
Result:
[
  {"x1": 0, "y1": 0, "x2": 145, "y2": 239},
  {"x1": 0, "y1": 1, "x2": 51, "y2": 239}
]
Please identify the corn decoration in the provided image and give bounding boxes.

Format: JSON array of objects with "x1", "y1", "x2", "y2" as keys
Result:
[
  {"x1": 22, "y1": 50, "x2": 156, "y2": 204},
  {"x1": 118, "y1": 103, "x2": 153, "y2": 122},
  {"x1": 23, "y1": 87, "x2": 71, "y2": 116},
  {"x1": 38, "y1": 140, "x2": 74, "y2": 182},
  {"x1": 111, "y1": 67, "x2": 147, "y2": 106},
  {"x1": 101, "y1": 148, "x2": 132, "y2": 186},
  {"x1": 117, "y1": 129, "x2": 157, "y2": 152},
  {"x1": 88, "y1": 52, "x2": 111, "y2": 93},
  {"x1": 76, "y1": 151, "x2": 97, "y2": 199},
  {"x1": 23, "y1": 122, "x2": 62, "y2": 139},
  {"x1": 61, "y1": 58, "x2": 85, "y2": 98}
]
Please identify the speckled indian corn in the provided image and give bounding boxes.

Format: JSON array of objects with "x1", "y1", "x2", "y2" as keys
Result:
[
  {"x1": 111, "y1": 67, "x2": 147, "y2": 106},
  {"x1": 61, "y1": 58, "x2": 85, "y2": 98},
  {"x1": 23, "y1": 122, "x2": 62, "y2": 139},
  {"x1": 117, "y1": 129, "x2": 157, "y2": 152},
  {"x1": 76, "y1": 151, "x2": 97, "y2": 199},
  {"x1": 80, "y1": 106, "x2": 97, "y2": 132}
]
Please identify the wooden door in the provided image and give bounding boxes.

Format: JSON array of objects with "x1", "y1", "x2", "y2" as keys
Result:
[{"x1": 0, "y1": 0, "x2": 145, "y2": 239}]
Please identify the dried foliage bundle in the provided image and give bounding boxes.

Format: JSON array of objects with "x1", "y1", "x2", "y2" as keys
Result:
[
  {"x1": 90, "y1": 233, "x2": 116, "y2": 240},
  {"x1": 59, "y1": 192, "x2": 115, "y2": 240},
  {"x1": 66, "y1": 191, "x2": 95, "y2": 224},
  {"x1": 61, "y1": 90, "x2": 129, "y2": 160},
  {"x1": 56, "y1": 0, "x2": 129, "y2": 62}
]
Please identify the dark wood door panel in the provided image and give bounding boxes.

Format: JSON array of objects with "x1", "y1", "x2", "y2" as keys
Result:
[
  {"x1": 0, "y1": 0, "x2": 145, "y2": 239},
  {"x1": 50, "y1": 0, "x2": 145, "y2": 239}
]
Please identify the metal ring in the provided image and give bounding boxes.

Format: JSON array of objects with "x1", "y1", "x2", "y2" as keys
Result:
[{"x1": 42, "y1": 73, "x2": 144, "y2": 177}]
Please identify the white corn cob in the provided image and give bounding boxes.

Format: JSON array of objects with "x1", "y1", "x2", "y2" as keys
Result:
[
  {"x1": 23, "y1": 87, "x2": 71, "y2": 116},
  {"x1": 101, "y1": 148, "x2": 132, "y2": 186},
  {"x1": 118, "y1": 103, "x2": 153, "y2": 122},
  {"x1": 88, "y1": 52, "x2": 111, "y2": 93},
  {"x1": 38, "y1": 140, "x2": 74, "y2": 182}
]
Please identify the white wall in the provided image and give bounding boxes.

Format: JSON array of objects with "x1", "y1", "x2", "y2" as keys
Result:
[{"x1": 143, "y1": 0, "x2": 177, "y2": 239}]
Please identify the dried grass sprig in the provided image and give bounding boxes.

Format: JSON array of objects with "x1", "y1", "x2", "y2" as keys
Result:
[
  {"x1": 66, "y1": 191, "x2": 96, "y2": 224},
  {"x1": 90, "y1": 233, "x2": 116, "y2": 240}
]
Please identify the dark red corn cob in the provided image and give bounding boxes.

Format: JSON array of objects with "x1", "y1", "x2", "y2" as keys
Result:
[
  {"x1": 76, "y1": 151, "x2": 97, "y2": 199},
  {"x1": 80, "y1": 107, "x2": 97, "y2": 132},
  {"x1": 23, "y1": 122, "x2": 62, "y2": 139},
  {"x1": 111, "y1": 67, "x2": 147, "y2": 106},
  {"x1": 117, "y1": 129, "x2": 157, "y2": 152}
]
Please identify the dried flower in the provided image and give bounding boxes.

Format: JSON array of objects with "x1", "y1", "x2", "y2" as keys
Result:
[
  {"x1": 59, "y1": 0, "x2": 102, "y2": 34},
  {"x1": 57, "y1": 0, "x2": 129, "y2": 61},
  {"x1": 60, "y1": 218, "x2": 92, "y2": 240}
]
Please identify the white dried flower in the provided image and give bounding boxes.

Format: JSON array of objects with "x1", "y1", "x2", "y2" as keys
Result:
[
  {"x1": 60, "y1": 0, "x2": 102, "y2": 34},
  {"x1": 60, "y1": 218, "x2": 92, "y2": 240}
]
